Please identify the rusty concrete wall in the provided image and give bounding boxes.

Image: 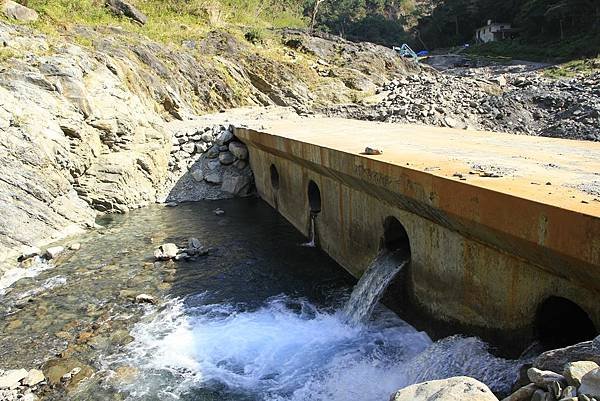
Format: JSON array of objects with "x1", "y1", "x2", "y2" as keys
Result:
[{"x1": 236, "y1": 127, "x2": 600, "y2": 348}]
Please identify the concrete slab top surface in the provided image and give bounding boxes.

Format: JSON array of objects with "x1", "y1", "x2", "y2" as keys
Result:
[{"x1": 238, "y1": 116, "x2": 600, "y2": 218}]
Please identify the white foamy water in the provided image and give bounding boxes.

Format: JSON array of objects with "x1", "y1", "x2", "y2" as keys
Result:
[
  {"x1": 114, "y1": 295, "x2": 520, "y2": 401},
  {"x1": 0, "y1": 257, "x2": 52, "y2": 297},
  {"x1": 342, "y1": 251, "x2": 407, "y2": 325}
]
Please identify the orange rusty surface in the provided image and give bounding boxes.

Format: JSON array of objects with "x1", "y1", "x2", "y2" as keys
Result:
[{"x1": 235, "y1": 117, "x2": 600, "y2": 267}]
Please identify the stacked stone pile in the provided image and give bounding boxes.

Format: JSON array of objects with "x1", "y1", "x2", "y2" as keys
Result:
[{"x1": 165, "y1": 124, "x2": 253, "y2": 201}]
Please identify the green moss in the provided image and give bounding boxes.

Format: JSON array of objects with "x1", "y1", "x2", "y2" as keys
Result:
[
  {"x1": 543, "y1": 58, "x2": 600, "y2": 79},
  {"x1": 0, "y1": 48, "x2": 17, "y2": 62}
]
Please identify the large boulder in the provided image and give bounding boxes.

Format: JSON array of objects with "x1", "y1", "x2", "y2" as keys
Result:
[
  {"x1": 563, "y1": 361, "x2": 599, "y2": 387},
  {"x1": 390, "y1": 377, "x2": 499, "y2": 401},
  {"x1": 2, "y1": 0, "x2": 38, "y2": 22},
  {"x1": 105, "y1": 0, "x2": 147, "y2": 25},
  {"x1": 534, "y1": 339, "x2": 600, "y2": 373},
  {"x1": 579, "y1": 368, "x2": 600, "y2": 398}
]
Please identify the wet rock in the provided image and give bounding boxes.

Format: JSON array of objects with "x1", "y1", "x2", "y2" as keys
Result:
[
  {"x1": 154, "y1": 243, "x2": 178, "y2": 260},
  {"x1": 105, "y1": 0, "x2": 147, "y2": 24},
  {"x1": 528, "y1": 368, "x2": 567, "y2": 387},
  {"x1": 228, "y1": 142, "x2": 248, "y2": 160},
  {"x1": 0, "y1": 369, "x2": 28, "y2": 390},
  {"x1": 134, "y1": 293, "x2": 156, "y2": 304},
  {"x1": 560, "y1": 385, "x2": 577, "y2": 399},
  {"x1": 165, "y1": 202, "x2": 178, "y2": 207},
  {"x1": 214, "y1": 208, "x2": 225, "y2": 216},
  {"x1": 564, "y1": 361, "x2": 599, "y2": 387},
  {"x1": 204, "y1": 171, "x2": 223, "y2": 184},
  {"x1": 221, "y1": 175, "x2": 252, "y2": 196},
  {"x1": 112, "y1": 366, "x2": 139, "y2": 384},
  {"x1": 391, "y1": 376, "x2": 499, "y2": 401},
  {"x1": 2, "y1": 0, "x2": 38, "y2": 22},
  {"x1": 188, "y1": 237, "x2": 202, "y2": 250},
  {"x1": 579, "y1": 368, "x2": 600, "y2": 398},
  {"x1": 22, "y1": 369, "x2": 45, "y2": 387},
  {"x1": 502, "y1": 383, "x2": 537, "y2": 401},
  {"x1": 219, "y1": 151, "x2": 235, "y2": 165},
  {"x1": 44, "y1": 246, "x2": 65, "y2": 259},
  {"x1": 191, "y1": 169, "x2": 204, "y2": 182},
  {"x1": 69, "y1": 243, "x2": 81, "y2": 251}
]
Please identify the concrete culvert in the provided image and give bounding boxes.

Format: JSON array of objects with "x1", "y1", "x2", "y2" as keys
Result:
[
  {"x1": 270, "y1": 164, "x2": 280, "y2": 190},
  {"x1": 383, "y1": 216, "x2": 411, "y2": 260},
  {"x1": 535, "y1": 296, "x2": 597, "y2": 350},
  {"x1": 307, "y1": 180, "x2": 321, "y2": 213}
]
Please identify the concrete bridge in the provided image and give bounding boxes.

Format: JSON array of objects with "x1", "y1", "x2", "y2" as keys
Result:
[{"x1": 235, "y1": 117, "x2": 600, "y2": 352}]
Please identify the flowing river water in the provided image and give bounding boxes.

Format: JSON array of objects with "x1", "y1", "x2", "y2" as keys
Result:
[{"x1": 0, "y1": 198, "x2": 522, "y2": 400}]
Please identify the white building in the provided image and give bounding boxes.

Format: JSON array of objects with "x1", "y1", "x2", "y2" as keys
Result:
[{"x1": 475, "y1": 20, "x2": 514, "y2": 43}]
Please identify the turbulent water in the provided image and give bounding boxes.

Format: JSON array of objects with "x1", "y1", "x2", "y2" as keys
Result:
[
  {"x1": 0, "y1": 199, "x2": 522, "y2": 401},
  {"x1": 342, "y1": 251, "x2": 408, "y2": 325}
]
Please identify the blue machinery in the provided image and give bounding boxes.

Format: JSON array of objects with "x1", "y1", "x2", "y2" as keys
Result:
[{"x1": 393, "y1": 44, "x2": 419, "y2": 62}]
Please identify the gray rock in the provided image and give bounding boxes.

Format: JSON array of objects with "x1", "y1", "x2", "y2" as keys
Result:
[
  {"x1": 233, "y1": 160, "x2": 247, "y2": 170},
  {"x1": 444, "y1": 116, "x2": 459, "y2": 128},
  {"x1": 201, "y1": 133, "x2": 213, "y2": 142},
  {"x1": 69, "y1": 243, "x2": 81, "y2": 251},
  {"x1": 22, "y1": 369, "x2": 45, "y2": 387},
  {"x1": 195, "y1": 142, "x2": 209, "y2": 153},
  {"x1": 215, "y1": 130, "x2": 234, "y2": 145},
  {"x1": 363, "y1": 147, "x2": 383, "y2": 155},
  {"x1": 188, "y1": 238, "x2": 201, "y2": 249},
  {"x1": 0, "y1": 369, "x2": 28, "y2": 390},
  {"x1": 105, "y1": 0, "x2": 147, "y2": 24},
  {"x1": 134, "y1": 294, "x2": 156, "y2": 304},
  {"x1": 219, "y1": 151, "x2": 235, "y2": 165},
  {"x1": 228, "y1": 142, "x2": 248, "y2": 160},
  {"x1": 181, "y1": 143, "x2": 196, "y2": 153},
  {"x1": 204, "y1": 172, "x2": 223, "y2": 184},
  {"x1": 502, "y1": 383, "x2": 537, "y2": 401},
  {"x1": 579, "y1": 368, "x2": 600, "y2": 398},
  {"x1": 560, "y1": 385, "x2": 577, "y2": 399},
  {"x1": 44, "y1": 246, "x2": 65, "y2": 260},
  {"x1": 535, "y1": 341, "x2": 600, "y2": 373},
  {"x1": 528, "y1": 368, "x2": 566, "y2": 387},
  {"x1": 391, "y1": 376, "x2": 499, "y2": 401},
  {"x1": 154, "y1": 243, "x2": 178, "y2": 260},
  {"x1": 530, "y1": 389, "x2": 547, "y2": 401},
  {"x1": 191, "y1": 169, "x2": 204, "y2": 182},
  {"x1": 221, "y1": 175, "x2": 252, "y2": 196},
  {"x1": 564, "y1": 361, "x2": 599, "y2": 387},
  {"x1": 2, "y1": 0, "x2": 38, "y2": 22}
]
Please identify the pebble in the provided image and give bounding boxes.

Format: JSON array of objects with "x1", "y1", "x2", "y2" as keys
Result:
[
  {"x1": 18, "y1": 246, "x2": 40, "y2": 262},
  {"x1": 134, "y1": 294, "x2": 156, "y2": 304},
  {"x1": 69, "y1": 243, "x2": 81, "y2": 251},
  {"x1": 214, "y1": 208, "x2": 225, "y2": 216}
]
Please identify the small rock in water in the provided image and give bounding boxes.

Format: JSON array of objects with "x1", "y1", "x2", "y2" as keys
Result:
[
  {"x1": 44, "y1": 246, "x2": 65, "y2": 260},
  {"x1": 214, "y1": 208, "x2": 225, "y2": 216},
  {"x1": 18, "y1": 246, "x2": 41, "y2": 262},
  {"x1": 154, "y1": 243, "x2": 178, "y2": 260},
  {"x1": 188, "y1": 237, "x2": 201, "y2": 249},
  {"x1": 69, "y1": 243, "x2": 81, "y2": 251},
  {"x1": 134, "y1": 294, "x2": 156, "y2": 304},
  {"x1": 363, "y1": 147, "x2": 383, "y2": 155},
  {"x1": 0, "y1": 369, "x2": 28, "y2": 389},
  {"x1": 22, "y1": 369, "x2": 45, "y2": 387}
]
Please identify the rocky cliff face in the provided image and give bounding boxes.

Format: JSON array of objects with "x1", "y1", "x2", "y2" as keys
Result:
[{"x1": 0, "y1": 21, "x2": 415, "y2": 265}]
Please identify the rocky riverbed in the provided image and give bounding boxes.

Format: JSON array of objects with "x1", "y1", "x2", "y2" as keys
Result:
[{"x1": 322, "y1": 57, "x2": 600, "y2": 142}]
